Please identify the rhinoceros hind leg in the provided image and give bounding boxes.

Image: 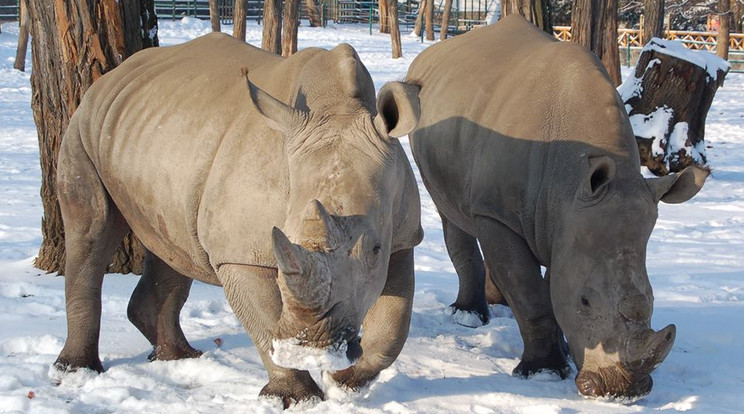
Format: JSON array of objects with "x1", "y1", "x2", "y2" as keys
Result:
[
  {"x1": 474, "y1": 216, "x2": 569, "y2": 378},
  {"x1": 128, "y1": 251, "x2": 201, "y2": 361},
  {"x1": 54, "y1": 128, "x2": 130, "y2": 374},
  {"x1": 440, "y1": 214, "x2": 490, "y2": 326},
  {"x1": 485, "y1": 266, "x2": 508, "y2": 306}
]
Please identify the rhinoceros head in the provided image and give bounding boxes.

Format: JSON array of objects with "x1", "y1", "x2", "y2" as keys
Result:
[
  {"x1": 245, "y1": 68, "x2": 420, "y2": 370},
  {"x1": 550, "y1": 156, "x2": 709, "y2": 398}
]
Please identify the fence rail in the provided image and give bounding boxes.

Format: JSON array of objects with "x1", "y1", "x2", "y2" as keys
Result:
[
  {"x1": 0, "y1": 0, "x2": 18, "y2": 21},
  {"x1": 553, "y1": 26, "x2": 744, "y2": 52}
]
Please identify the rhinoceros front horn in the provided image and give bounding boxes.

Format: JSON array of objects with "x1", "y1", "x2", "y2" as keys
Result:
[
  {"x1": 634, "y1": 324, "x2": 676, "y2": 374},
  {"x1": 272, "y1": 226, "x2": 331, "y2": 311}
]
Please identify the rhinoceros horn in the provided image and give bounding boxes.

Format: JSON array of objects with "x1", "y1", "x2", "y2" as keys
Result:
[
  {"x1": 272, "y1": 226, "x2": 332, "y2": 311},
  {"x1": 629, "y1": 324, "x2": 676, "y2": 374},
  {"x1": 297, "y1": 199, "x2": 344, "y2": 251}
]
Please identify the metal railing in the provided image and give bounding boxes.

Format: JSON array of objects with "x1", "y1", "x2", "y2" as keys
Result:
[{"x1": 0, "y1": 0, "x2": 19, "y2": 21}]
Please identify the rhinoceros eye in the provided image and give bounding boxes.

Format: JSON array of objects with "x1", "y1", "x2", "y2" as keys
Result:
[{"x1": 581, "y1": 296, "x2": 591, "y2": 308}]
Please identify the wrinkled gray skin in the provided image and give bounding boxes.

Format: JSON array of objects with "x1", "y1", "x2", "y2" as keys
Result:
[
  {"x1": 406, "y1": 15, "x2": 708, "y2": 398},
  {"x1": 54, "y1": 33, "x2": 423, "y2": 407}
]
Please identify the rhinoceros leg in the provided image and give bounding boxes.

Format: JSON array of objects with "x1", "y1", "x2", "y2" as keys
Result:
[
  {"x1": 474, "y1": 216, "x2": 570, "y2": 379},
  {"x1": 440, "y1": 213, "x2": 490, "y2": 326},
  {"x1": 330, "y1": 248, "x2": 415, "y2": 390},
  {"x1": 54, "y1": 128, "x2": 130, "y2": 373},
  {"x1": 127, "y1": 251, "x2": 201, "y2": 361},
  {"x1": 218, "y1": 264, "x2": 323, "y2": 407}
]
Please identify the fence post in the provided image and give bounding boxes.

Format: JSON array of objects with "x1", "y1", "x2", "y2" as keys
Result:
[
  {"x1": 369, "y1": 4, "x2": 373, "y2": 35},
  {"x1": 627, "y1": 40, "x2": 631, "y2": 68},
  {"x1": 172, "y1": 0, "x2": 176, "y2": 20}
]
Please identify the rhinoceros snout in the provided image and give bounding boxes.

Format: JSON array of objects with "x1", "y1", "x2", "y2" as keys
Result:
[
  {"x1": 270, "y1": 333, "x2": 362, "y2": 371},
  {"x1": 575, "y1": 368, "x2": 653, "y2": 399}
]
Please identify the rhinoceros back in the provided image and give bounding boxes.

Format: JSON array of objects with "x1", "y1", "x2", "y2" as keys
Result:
[{"x1": 70, "y1": 33, "x2": 320, "y2": 281}]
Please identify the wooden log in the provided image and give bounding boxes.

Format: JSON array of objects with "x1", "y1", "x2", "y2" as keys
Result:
[{"x1": 618, "y1": 39, "x2": 730, "y2": 175}]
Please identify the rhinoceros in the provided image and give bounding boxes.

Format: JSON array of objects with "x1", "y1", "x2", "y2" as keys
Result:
[
  {"x1": 53, "y1": 33, "x2": 423, "y2": 406},
  {"x1": 405, "y1": 15, "x2": 708, "y2": 398}
]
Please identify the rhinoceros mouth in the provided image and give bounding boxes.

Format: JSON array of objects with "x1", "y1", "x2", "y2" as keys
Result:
[
  {"x1": 575, "y1": 365, "x2": 653, "y2": 400},
  {"x1": 270, "y1": 336, "x2": 362, "y2": 371}
]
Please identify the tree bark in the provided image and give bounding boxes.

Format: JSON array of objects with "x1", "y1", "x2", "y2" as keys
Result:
[
  {"x1": 414, "y1": 0, "x2": 427, "y2": 37},
  {"x1": 500, "y1": 0, "x2": 552, "y2": 33},
  {"x1": 379, "y1": 0, "x2": 390, "y2": 33},
  {"x1": 389, "y1": 0, "x2": 402, "y2": 58},
  {"x1": 209, "y1": 0, "x2": 221, "y2": 32},
  {"x1": 717, "y1": 0, "x2": 731, "y2": 60},
  {"x1": 263, "y1": 0, "x2": 282, "y2": 54},
  {"x1": 621, "y1": 45, "x2": 729, "y2": 175},
  {"x1": 233, "y1": 0, "x2": 247, "y2": 41},
  {"x1": 305, "y1": 0, "x2": 323, "y2": 27},
  {"x1": 425, "y1": 0, "x2": 434, "y2": 40},
  {"x1": 734, "y1": 0, "x2": 742, "y2": 33},
  {"x1": 28, "y1": 0, "x2": 155, "y2": 275},
  {"x1": 14, "y1": 0, "x2": 29, "y2": 71},
  {"x1": 440, "y1": 0, "x2": 453, "y2": 40},
  {"x1": 571, "y1": 0, "x2": 621, "y2": 86},
  {"x1": 282, "y1": 0, "x2": 301, "y2": 56},
  {"x1": 643, "y1": 0, "x2": 665, "y2": 44}
]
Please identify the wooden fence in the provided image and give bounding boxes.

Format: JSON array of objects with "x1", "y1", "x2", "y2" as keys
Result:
[{"x1": 553, "y1": 26, "x2": 744, "y2": 52}]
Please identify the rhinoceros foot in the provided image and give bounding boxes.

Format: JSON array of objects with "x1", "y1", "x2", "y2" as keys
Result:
[
  {"x1": 53, "y1": 352, "x2": 104, "y2": 374},
  {"x1": 259, "y1": 375, "x2": 324, "y2": 409},
  {"x1": 448, "y1": 304, "x2": 489, "y2": 327},
  {"x1": 512, "y1": 341, "x2": 571, "y2": 380},
  {"x1": 328, "y1": 364, "x2": 381, "y2": 391},
  {"x1": 146, "y1": 344, "x2": 202, "y2": 362}
]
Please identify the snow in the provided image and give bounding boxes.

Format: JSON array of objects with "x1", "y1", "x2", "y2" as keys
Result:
[
  {"x1": 271, "y1": 337, "x2": 354, "y2": 371},
  {"x1": 1, "y1": 17, "x2": 744, "y2": 413},
  {"x1": 643, "y1": 37, "x2": 730, "y2": 80}
]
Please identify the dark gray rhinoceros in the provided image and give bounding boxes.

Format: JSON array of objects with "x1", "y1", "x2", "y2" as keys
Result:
[
  {"x1": 53, "y1": 33, "x2": 423, "y2": 406},
  {"x1": 405, "y1": 15, "x2": 708, "y2": 398}
]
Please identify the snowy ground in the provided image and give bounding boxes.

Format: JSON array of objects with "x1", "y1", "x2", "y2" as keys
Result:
[{"x1": 1, "y1": 18, "x2": 743, "y2": 414}]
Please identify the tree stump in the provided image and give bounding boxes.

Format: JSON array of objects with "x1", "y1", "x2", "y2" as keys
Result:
[{"x1": 618, "y1": 38, "x2": 730, "y2": 175}]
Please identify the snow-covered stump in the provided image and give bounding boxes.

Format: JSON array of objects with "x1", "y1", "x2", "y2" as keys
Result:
[{"x1": 618, "y1": 38, "x2": 730, "y2": 176}]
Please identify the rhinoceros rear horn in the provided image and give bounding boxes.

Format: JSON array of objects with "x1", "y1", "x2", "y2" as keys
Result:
[
  {"x1": 375, "y1": 81, "x2": 421, "y2": 138},
  {"x1": 243, "y1": 70, "x2": 308, "y2": 134},
  {"x1": 299, "y1": 200, "x2": 343, "y2": 250}
]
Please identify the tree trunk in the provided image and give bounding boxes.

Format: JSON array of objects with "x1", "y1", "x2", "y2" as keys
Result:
[
  {"x1": 233, "y1": 0, "x2": 247, "y2": 41},
  {"x1": 571, "y1": 0, "x2": 621, "y2": 86},
  {"x1": 263, "y1": 0, "x2": 282, "y2": 54},
  {"x1": 14, "y1": 0, "x2": 29, "y2": 71},
  {"x1": 305, "y1": 0, "x2": 322, "y2": 27},
  {"x1": 500, "y1": 0, "x2": 552, "y2": 33},
  {"x1": 28, "y1": 0, "x2": 155, "y2": 275},
  {"x1": 379, "y1": 0, "x2": 390, "y2": 33},
  {"x1": 282, "y1": 0, "x2": 301, "y2": 56},
  {"x1": 440, "y1": 0, "x2": 453, "y2": 40},
  {"x1": 717, "y1": 0, "x2": 731, "y2": 60},
  {"x1": 209, "y1": 0, "x2": 221, "y2": 32},
  {"x1": 414, "y1": 0, "x2": 427, "y2": 37},
  {"x1": 389, "y1": 0, "x2": 402, "y2": 58},
  {"x1": 425, "y1": 0, "x2": 434, "y2": 40},
  {"x1": 643, "y1": 0, "x2": 664, "y2": 44},
  {"x1": 734, "y1": 0, "x2": 742, "y2": 33},
  {"x1": 619, "y1": 42, "x2": 729, "y2": 175}
]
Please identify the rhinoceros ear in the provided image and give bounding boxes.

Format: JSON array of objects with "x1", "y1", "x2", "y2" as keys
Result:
[
  {"x1": 646, "y1": 166, "x2": 709, "y2": 204},
  {"x1": 245, "y1": 73, "x2": 308, "y2": 134},
  {"x1": 374, "y1": 81, "x2": 421, "y2": 138},
  {"x1": 578, "y1": 156, "x2": 616, "y2": 201},
  {"x1": 272, "y1": 227, "x2": 306, "y2": 275}
]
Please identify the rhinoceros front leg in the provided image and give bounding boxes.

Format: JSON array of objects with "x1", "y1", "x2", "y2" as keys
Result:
[
  {"x1": 219, "y1": 264, "x2": 323, "y2": 408},
  {"x1": 330, "y1": 248, "x2": 415, "y2": 390},
  {"x1": 440, "y1": 213, "x2": 490, "y2": 326},
  {"x1": 127, "y1": 251, "x2": 201, "y2": 361},
  {"x1": 54, "y1": 130, "x2": 130, "y2": 373},
  {"x1": 474, "y1": 216, "x2": 570, "y2": 379}
]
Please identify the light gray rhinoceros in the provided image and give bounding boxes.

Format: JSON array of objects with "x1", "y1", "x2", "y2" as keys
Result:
[
  {"x1": 53, "y1": 33, "x2": 423, "y2": 407},
  {"x1": 405, "y1": 15, "x2": 708, "y2": 398}
]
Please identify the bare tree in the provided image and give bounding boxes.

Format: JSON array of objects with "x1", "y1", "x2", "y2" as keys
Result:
[
  {"x1": 500, "y1": 0, "x2": 553, "y2": 33},
  {"x1": 414, "y1": 0, "x2": 428, "y2": 36},
  {"x1": 306, "y1": 0, "x2": 323, "y2": 27},
  {"x1": 234, "y1": 0, "x2": 247, "y2": 40},
  {"x1": 380, "y1": 0, "x2": 390, "y2": 33},
  {"x1": 13, "y1": 0, "x2": 29, "y2": 71},
  {"x1": 717, "y1": 0, "x2": 732, "y2": 60},
  {"x1": 440, "y1": 0, "x2": 453, "y2": 40},
  {"x1": 27, "y1": 0, "x2": 156, "y2": 275},
  {"x1": 389, "y1": 0, "x2": 403, "y2": 57},
  {"x1": 571, "y1": 0, "x2": 622, "y2": 86},
  {"x1": 263, "y1": 0, "x2": 282, "y2": 53},
  {"x1": 643, "y1": 0, "x2": 665, "y2": 43},
  {"x1": 209, "y1": 0, "x2": 221, "y2": 32},
  {"x1": 425, "y1": 0, "x2": 434, "y2": 40},
  {"x1": 282, "y1": 0, "x2": 301, "y2": 56}
]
